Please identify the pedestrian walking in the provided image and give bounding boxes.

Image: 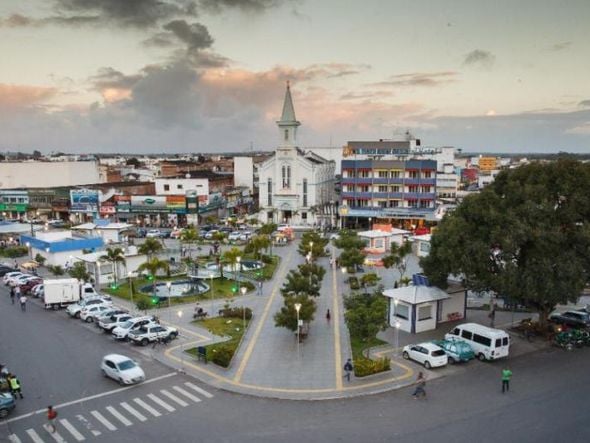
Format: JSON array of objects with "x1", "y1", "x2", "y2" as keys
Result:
[
  {"x1": 46, "y1": 406, "x2": 58, "y2": 433},
  {"x1": 501, "y1": 367, "x2": 512, "y2": 393},
  {"x1": 489, "y1": 303, "x2": 496, "y2": 328},
  {"x1": 7, "y1": 374, "x2": 23, "y2": 399},
  {"x1": 343, "y1": 358, "x2": 353, "y2": 382},
  {"x1": 326, "y1": 309, "x2": 331, "y2": 322},
  {"x1": 10, "y1": 287, "x2": 15, "y2": 304},
  {"x1": 258, "y1": 280, "x2": 263, "y2": 295},
  {"x1": 412, "y1": 372, "x2": 427, "y2": 399},
  {"x1": 329, "y1": 257, "x2": 334, "y2": 266},
  {"x1": 19, "y1": 294, "x2": 27, "y2": 312}
]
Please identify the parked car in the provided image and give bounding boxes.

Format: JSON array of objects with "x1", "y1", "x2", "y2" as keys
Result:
[
  {"x1": 66, "y1": 297, "x2": 112, "y2": 318},
  {"x1": 432, "y1": 339, "x2": 475, "y2": 364},
  {"x1": 204, "y1": 230, "x2": 219, "y2": 240},
  {"x1": 31, "y1": 283, "x2": 44, "y2": 298},
  {"x1": 128, "y1": 324, "x2": 178, "y2": 346},
  {"x1": 112, "y1": 316, "x2": 158, "y2": 340},
  {"x1": 0, "y1": 392, "x2": 16, "y2": 418},
  {"x1": 9, "y1": 274, "x2": 35, "y2": 287},
  {"x1": 98, "y1": 313, "x2": 134, "y2": 333},
  {"x1": 4, "y1": 272, "x2": 27, "y2": 286},
  {"x1": 80, "y1": 305, "x2": 113, "y2": 323},
  {"x1": 19, "y1": 278, "x2": 43, "y2": 294},
  {"x1": 239, "y1": 231, "x2": 253, "y2": 241},
  {"x1": 228, "y1": 231, "x2": 241, "y2": 241},
  {"x1": 549, "y1": 310, "x2": 590, "y2": 329},
  {"x1": 402, "y1": 342, "x2": 448, "y2": 369},
  {"x1": 95, "y1": 308, "x2": 128, "y2": 324},
  {"x1": 170, "y1": 229, "x2": 183, "y2": 239},
  {"x1": 146, "y1": 229, "x2": 163, "y2": 238},
  {"x1": 0, "y1": 267, "x2": 17, "y2": 277},
  {"x1": 100, "y1": 354, "x2": 145, "y2": 385}
]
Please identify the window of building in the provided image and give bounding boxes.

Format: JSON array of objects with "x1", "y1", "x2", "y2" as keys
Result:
[
  {"x1": 418, "y1": 305, "x2": 432, "y2": 321},
  {"x1": 391, "y1": 171, "x2": 401, "y2": 178},
  {"x1": 164, "y1": 184, "x2": 170, "y2": 191},
  {"x1": 378, "y1": 201, "x2": 387, "y2": 208},
  {"x1": 301, "y1": 212, "x2": 307, "y2": 220},
  {"x1": 421, "y1": 186, "x2": 431, "y2": 193},
  {"x1": 395, "y1": 304, "x2": 409, "y2": 320},
  {"x1": 177, "y1": 184, "x2": 183, "y2": 190},
  {"x1": 282, "y1": 164, "x2": 291, "y2": 189},
  {"x1": 389, "y1": 200, "x2": 399, "y2": 208},
  {"x1": 378, "y1": 185, "x2": 388, "y2": 192},
  {"x1": 359, "y1": 170, "x2": 370, "y2": 178},
  {"x1": 284, "y1": 129, "x2": 289, "y2": 141},
  {"x1": 267, "y1": 178, "x2": 272, "y2": 206},
  {"x1": 423, "y1": 171, "x2": 432, "y2": 178},
  {"x1": 303, "y1": 178, "x2": 308, "y2": 207},
  {"x1": 408, "y1": 185, "x2": 418, "y2": 193},
  {"x1": 378, "y1": 171, "x2": 388, "y2": 178},
  {"x1": 408, "y1": 200, "x2": 418, "y2": 208},
  {"x1": 391, "y1": 186, "x2": 400, "y2": 193},
  {"x1": 419, "y1": 200, "x2": 430, "y2": 208},
  {"x1": 408, "y1": 171, "x2": 418, "y2": 179}
]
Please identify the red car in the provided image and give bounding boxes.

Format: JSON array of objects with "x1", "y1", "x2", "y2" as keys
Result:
[{"x1": 19, "y1": 278, "x2": 43, "y2": 294}]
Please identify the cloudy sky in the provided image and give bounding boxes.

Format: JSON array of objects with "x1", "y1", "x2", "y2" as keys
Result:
[{"x1": 1, "y1": 0, "x2": 589, "y2": 154}]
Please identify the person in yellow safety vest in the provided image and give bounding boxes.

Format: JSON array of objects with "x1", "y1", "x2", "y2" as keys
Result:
[{"x1": 7, "y1": 374, "x2": 23, "y2": 399}]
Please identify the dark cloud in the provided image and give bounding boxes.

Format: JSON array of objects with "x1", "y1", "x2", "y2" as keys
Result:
[
  {"x1": 370, "y1": 71, "x2": 457, "y2": 88},
  {"x1": 578, "y1": 100, "x2": 590, "y2": 108},
  {"x1": 90, "y1": 68, "x2": 143, "y2": 91},
  {"x1": 198, "y1": 0, "x2": 289, "y2": 13},
  {"x1": 162, "y1": 20, "x2": 214, "y2": 51},
  {"x1": 463, "y1": 49, "x2": 495, "y2": 68},
  {"x1": 0, "y1": 0, "x2": 198, "y2": 29},
  {"x1": 549, "y1": 41, "x2": 572, "y2": 51},
  {"x1": 54, "y1": 0, "x2": 198, "y2": 28}
]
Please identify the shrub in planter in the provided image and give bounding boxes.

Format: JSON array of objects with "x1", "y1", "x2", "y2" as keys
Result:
[
  {"x1": 353, "y1": 357, "x2": 391, "y2": 377},
  {"x1": 260, "y1": 254, "x2": 273, "y2": 264},
  {"x1": 220, "y1": 307, "x2": 253, "y2": 320},
  {"x1": 211, "y1": 345, "x2": 233, "y2": 368},
  {"x1": 348, "y1": 276, "x2": 360, "y2": 290},
  {"x1": 136, "y1": 296, "x2": 151, "y2": 313},
  {"x1": 1, "y1": 246, "x2": 29, "y2": 258},
  {"x1": 34, "y1": 253, "x2": 46, "y2": 265}
]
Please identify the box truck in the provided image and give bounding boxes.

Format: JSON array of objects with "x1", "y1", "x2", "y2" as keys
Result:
[{"x1": 43, "y1": 279, "x2": 98, "y2": 309}]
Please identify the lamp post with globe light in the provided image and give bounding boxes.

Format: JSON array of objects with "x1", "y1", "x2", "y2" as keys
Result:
[{"x1": 294, "y1": 302, "x2": 302, "y2": 357}]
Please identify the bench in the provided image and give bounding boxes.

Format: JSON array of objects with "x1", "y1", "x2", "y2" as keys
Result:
[{"x1": 193, "y1": 311, "x2": 208, "y2": 320}]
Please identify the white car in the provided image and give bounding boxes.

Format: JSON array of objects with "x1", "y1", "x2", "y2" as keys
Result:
[
  {"x1": 239, "y1": 231, "x2": 252, "y2": 241},
  {"x1": 146, "y1": 229, "x2": 162, "y2": 238},
  {"x1": 80, "y1": 305, "x2": 113, "y2": 323},
  {"x1": 228, "y1": 231, "x2": 241, "y2": 241},
  {"x1": 402, "y1": 342, "x2": 448, "y2": 369},
  {"x1": 112, "y1": 316, "x2": 157, "y2": 340},
  {"x1": 4, "y1": 272, "x2": 26, "y2": 285},
  {"x1": 99, "y1": 313, "x2": 134, "y2": 333},
  {"x1": 31, "y1": 284, "x2": 44, "y2": 298},
  {"x1": 67, "y1": 297, "x2": 112, "y2": 318},
  {"x1": 100, "y1": 354, "x2": 145, "y2": 385},
  {"x1": 204, "y1": 230, "x2": 219, "y2": 240}
]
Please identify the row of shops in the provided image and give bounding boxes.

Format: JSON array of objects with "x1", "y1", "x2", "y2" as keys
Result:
[{"x1": 0, "y1": 186, "x2": 254, "y2": 227}]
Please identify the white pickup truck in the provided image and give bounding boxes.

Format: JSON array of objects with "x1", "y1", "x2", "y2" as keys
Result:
[{"x1": 128, "y1": 324, "x2": 178, "y2": 346}]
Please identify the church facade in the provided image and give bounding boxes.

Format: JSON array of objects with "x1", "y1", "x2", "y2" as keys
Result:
[{"x1": 258, "y1": 83, "x2": 336, "y2": 227}]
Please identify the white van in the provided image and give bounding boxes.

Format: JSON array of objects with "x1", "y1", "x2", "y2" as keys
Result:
[{"x1": 445, "y1": 323, "x2": 510, "y2": 361}]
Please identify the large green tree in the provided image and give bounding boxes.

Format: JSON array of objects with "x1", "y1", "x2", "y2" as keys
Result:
[
  {"x1": 137, "y1": 257, "x2": 170, "y2": 294},
  {"x1": 298, "y1": 231, "x2": 329, "y2": 259},
  {"x1": 333, "y1": 230, "x2": 366, "y2": 250},
  {"x1": 69, "y1": 261, "x2": 91, "y2": 282},
  {"x1": 274, "y1": 293, "x2": 316, "y2": 332},
  {"x1": 421, "y1": 159, "x2": 590, "y2": 323},
  {"x1": 280, "y1": 269, "x2": 321, "y2": 297},
  {"x1": 344, "y1": 291, "x2": 388, "y2": 342}
]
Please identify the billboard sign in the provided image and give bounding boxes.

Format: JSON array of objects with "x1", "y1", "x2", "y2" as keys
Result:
[
  {"x1": 70, "y1": 189, "x2": 100, "y2": 213},
  {"x1": 130, "y1": 196, "x2": 167, "y2": 213}
]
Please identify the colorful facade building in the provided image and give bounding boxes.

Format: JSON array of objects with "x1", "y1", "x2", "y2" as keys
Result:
[{"x1": 340, "y1": 140, "x2": 438, "y2": 229}]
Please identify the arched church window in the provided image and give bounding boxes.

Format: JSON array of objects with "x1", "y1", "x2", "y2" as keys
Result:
[{"x1": 284, "y1": 129, "x2": 289, "y2": 141}]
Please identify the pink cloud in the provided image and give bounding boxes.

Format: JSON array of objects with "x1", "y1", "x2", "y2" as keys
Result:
[{"x1": 0, "y1": 84, "x2": 57, "y2": 108}]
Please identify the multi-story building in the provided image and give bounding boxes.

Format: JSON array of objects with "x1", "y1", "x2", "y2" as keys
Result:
[{"x1": 339, "y1": 140, "x2": 438, "y2": 229}]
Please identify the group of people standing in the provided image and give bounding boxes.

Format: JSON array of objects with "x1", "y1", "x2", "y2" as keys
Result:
[
  {"x1": 9, "y1": 285, "x2": 27, "y2": 311},
  {"x1": 0, "y1": 364, "x2": 24, "y2": 400}
]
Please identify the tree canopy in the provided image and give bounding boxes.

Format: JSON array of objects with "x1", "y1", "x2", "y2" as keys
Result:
[
  {"x1": 274, "y1": 293, "x2": 316, "y2": 331},
  {"x1": 421, "y1": 160, "x2": 590, "y2": 320},
  {"x1": 344, "y1": 291, "x2": 388, "y2": 342}
]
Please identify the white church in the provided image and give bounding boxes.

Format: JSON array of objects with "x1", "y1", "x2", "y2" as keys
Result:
[{"x1": 258, "y1": 83, "x2": 336, "y2": 227}]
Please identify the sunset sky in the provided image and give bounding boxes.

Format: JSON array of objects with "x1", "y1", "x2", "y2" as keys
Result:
[{"x1": 1, "y1": 0, "x2": 589, "y2": 154}]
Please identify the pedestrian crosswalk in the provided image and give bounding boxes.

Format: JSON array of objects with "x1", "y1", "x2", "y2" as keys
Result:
[{"x1": 7, "y1": 382, "x2": 213, "y2": 442}]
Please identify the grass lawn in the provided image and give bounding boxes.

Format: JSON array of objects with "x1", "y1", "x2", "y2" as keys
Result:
[{"x1": 186, "y1": 315, "x2": 250, "y2": 367}]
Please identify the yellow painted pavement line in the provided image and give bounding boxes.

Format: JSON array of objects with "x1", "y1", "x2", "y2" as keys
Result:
[
  {"x1": 233, "y1": 248, "x2": 294, "y2": 383},
  {"x1": 332, "y1": 246, "x2": 343, "y2": 390}
]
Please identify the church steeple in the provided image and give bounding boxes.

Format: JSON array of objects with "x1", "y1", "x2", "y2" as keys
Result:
[{"x1": 276, "y1": 81, "x2": 300, "y2": 147}]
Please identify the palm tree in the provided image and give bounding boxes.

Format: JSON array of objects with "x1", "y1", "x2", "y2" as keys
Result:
[
  {"x1": 180, "y1": 227, "x2": 199, "y2": 257},
  {"x1": 250, "y1": 235, "x2": 270, "y2": 259},
  {"x1": 137, "y1": 257, "x2": 170, "y2": 294},
  {"x1": 100, "y1": 247, "x2": 126, "y2": 286},
  {"x1": 138, "y1": 237, "x2": 163, "y2": 259},
  {"x1": 223, "y1": 247, "x2": 242, "y2": 287}
]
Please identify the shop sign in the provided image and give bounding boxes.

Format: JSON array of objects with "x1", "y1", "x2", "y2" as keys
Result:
[{"x1": 70, "y1": 189, "x2": 100, "y2": 213}]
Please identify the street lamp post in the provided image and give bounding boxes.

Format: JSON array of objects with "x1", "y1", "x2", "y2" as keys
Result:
[
  {"x1": 395, "y1": 321, "x2": 401, "y2": 356},
  {"x1": 209, "y1": 272, "x2": 215, "y2": 315},
  {"x1": 240, "y1": 286, "x2": 247, "y2": 331},
  {"x1": 294, "y1": 302, "x2": 302, "y2": 357},
  {"x1": 128, "y1": 272, "x2": 134, "y2": 311},
  {"x1": 236, "y1": 256, "x2": 241, "y2": 292},
  {"x1": 177, "y1": 310, "x2": 184, "y2": 373},
  {"x1": 166, "y1": 281, "x2": 172, "y2": 323}
]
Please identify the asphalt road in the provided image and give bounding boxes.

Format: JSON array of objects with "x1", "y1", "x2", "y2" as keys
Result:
[{"x1": 2, "y1": 283, "x2": 590, "y2": 443}]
